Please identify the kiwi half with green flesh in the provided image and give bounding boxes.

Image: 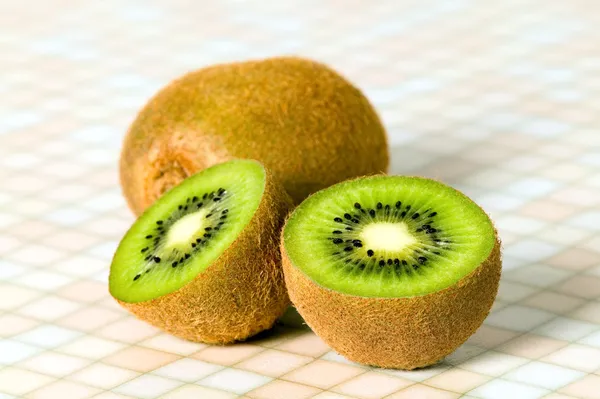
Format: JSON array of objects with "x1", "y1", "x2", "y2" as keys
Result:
[
  {"x1": 120, "y1": 56, "x2": 388, "y2": 215},
  {"x1": 110, "y1": 159, "x2": 293, "y2": 344},
  {"x1": 281, "y1": 176, "x2": 501, "y2": 369}
]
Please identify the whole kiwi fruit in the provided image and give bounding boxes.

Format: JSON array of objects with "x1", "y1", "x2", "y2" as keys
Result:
[{"x1": 120, "y1": 56, "x2": 388, "y2": 215}]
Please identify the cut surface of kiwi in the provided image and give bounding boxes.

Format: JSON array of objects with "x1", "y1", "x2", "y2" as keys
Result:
[
  {"x1": 281, "y1": 175, "x2": 501, "y2": 369},
  {"x1": 284, "y1": 176, "x2": 496, "y2": 298},
  {"x1": 109, "y1": 159, "x2": 293, "y2": 344},
  {"x1": 111, "y1": 160, "x2": 264, "y2": 303}
]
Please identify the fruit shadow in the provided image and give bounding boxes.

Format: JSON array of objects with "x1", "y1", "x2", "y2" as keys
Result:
[{"x1": 247, "y1": 306, "x2": 310, "y2": 345}]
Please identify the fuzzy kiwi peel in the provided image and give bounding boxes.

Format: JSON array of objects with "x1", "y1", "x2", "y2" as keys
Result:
[
  {"x1": 120, "y1": 56, "x2": 389, "y2": 215},
  {"x1": 109, "y1": 160, "x2": 293, "y2": 344},
  {"x1": 281, "y1": 175, "x2": 502, "y2": 369}
]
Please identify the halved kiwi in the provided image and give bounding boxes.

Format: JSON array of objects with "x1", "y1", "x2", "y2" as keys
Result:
[
  {"x1": 281, "y1": 176, "x2": 501, "y2": 369},
  {"x1": 110, "y1": 159, "x2": 293, "y2": 344}
]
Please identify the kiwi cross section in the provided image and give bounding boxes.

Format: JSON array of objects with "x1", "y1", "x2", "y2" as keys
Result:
[
  {"x1": 110, "y1": 160, "x2": 265, "y2": 303},
  {"x1": 283, "y1": 176, "x2": 496, "y2": 298}
]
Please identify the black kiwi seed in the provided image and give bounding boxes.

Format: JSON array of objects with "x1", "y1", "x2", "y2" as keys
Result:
[
  {"x1": 141, "y1": 247, "x2": 148, "y2": 253},
  {"x1": 412, "y1": 213, "x2": 420, "y2": 219},
  {"x1": 345, "y1": 227, "x2": 353, "y2": 231},
  {"x1": 401, "y1": 211, "x2": 407, "y2": 218},
  {"x1": 418, "y1": 257, "x2": 427, "y2": 264},
  {"x1": 333, "y1": 230, "x2": 342, "y2": 234},
  {"x1": 333, "y1": 238, "x2": 343, "y2": 244},
  {"x1": 213, "y1": 197, "x2": 221, "y2": 202},
  {"x1": 202, "y1": 193, "x2": 208, "y2": 199},
  {"x1": 352, "y1": 219, "x2": 359, "y2": 223},
  {"x1": 344, "y1": 213, "x2": 352, "y2": 220},
  {"x1": 379, "y1": 260, "x2": 385, "y2": 266},
  {"x1": 204, "y1": 233, "x2": 212, "y2": 238},
  {"x1": 178, "y1": 205, "x2": 183, "y2": 210},
  {"x1": 185, "y1": 254, "x2": 191, "y2": 259},
  {"x1": 222, "y1": 209, "x2": 229, "y2": 214},
  {"x1": 367, "y1": 249, "x2": 374, "y2": 257},
  {"x1": 172, "y1": 261, "x2": 178, "y2": 267},
  {"x1": 134, "y1": 274, "x2": 141, "y2": 281},
  {"x1": 156, "y1": 220, "x2": 163, "y2": 225},
  {"x1": 192, "y1": 196, "x2": 198, "y2": 202},
  {"x1": 369, "y1": 209, "x2": 375, "y2": 217},
  {"x1": 394, "y1": 259, "x2": 400, "y2": 265},
  {"x1": 208, "y1": 192, "x2": 214, "y2": 199},
  {"x1": 406, "y1": 205, "x2": 411, "y2": 210},
  {"x1": 354, "y1": 202, "x2": 361, "y2": 209},
  {"x1": 205, "y1": 227, "x2": 212, "y2": 231},
  {"x1": 395, "y1": 201, "x2": 402, "y2": 209},
  {"x1": 387, "y1": 259, "x2": 393, "y2": 265},
  {"x1": 197, "y1": 202, "x2": 203, "y2": 208},
  {"x1": 192, "y1": 243, "x2": 196, "y2": 248},
  {"x1": 334, "y1": 217, "x2": 343, "y2": 222},
  {"x1": 353, "y1": 242, "x2": 362, "y2": 248},
  {"x1": 206, "y1": 213, "x2": 213, "y2": 218},
  {"x1": 402, "y1": 260, "x2": 408, "y2": 265},
  {"x1": 145, "y1": 235, "x2": 152, "y2": 239},
  {"x1": 344, "y1": 247, "x2": 353, "y2": 252},
  {"x1": 430, "y1": 212, "x2": 437, "y2": 217},
  {"x1": 196, "y1": 238, "x2": 202, "y2": 243},
  {"x1": 377, "y1": 202, "x2": 382, "y2": 209},
  {"x1": 153, "y1": 256, "x2": 161, "y2": 263},
  {"x1": 385, "y1": 204, "x2": 390, "y2": 211}
]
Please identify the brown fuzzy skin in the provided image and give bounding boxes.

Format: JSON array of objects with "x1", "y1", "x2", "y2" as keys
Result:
[
  {"x1": 120, "y1": 56, "x2": 389, "y2": 215},
  {"x1": 116, "y1": 166, "x2": 294, "y2": 344},
  {"x1": 281, "y1": 237, "x2": 502, "y2": 370}
]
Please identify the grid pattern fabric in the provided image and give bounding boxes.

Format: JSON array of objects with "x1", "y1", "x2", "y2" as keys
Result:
[{"x1": 0, "y1": 0, "x2": 599, "y2": 398}]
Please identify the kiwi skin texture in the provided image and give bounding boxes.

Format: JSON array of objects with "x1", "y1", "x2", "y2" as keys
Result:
[
  {"x1": 280, "y1": 199, "x2": 502, "y2": 370},
  {"x1": 114, "y1": 165, "x2": 294, "y2": 344},
  {"x1": 120, "y1": 56, "x2": 389, "y2": 215}
]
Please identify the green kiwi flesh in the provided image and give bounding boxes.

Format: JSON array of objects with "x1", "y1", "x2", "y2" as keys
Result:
[
  {"x1": 283, "y1": 176, "x2": 497, "y2": 298},
  {"x1": 110, "y1": 160, "x2": 265, "y2": 303}
]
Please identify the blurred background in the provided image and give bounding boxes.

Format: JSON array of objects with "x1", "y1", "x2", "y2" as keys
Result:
[{"x1": 0, "y1": 1, "x2": 599, "y2": 398}]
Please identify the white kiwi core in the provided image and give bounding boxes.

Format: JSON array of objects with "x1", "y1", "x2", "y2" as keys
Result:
[
  {"x1": 166, "y1": 210, "x2": 208, "y2": 249},
  {"x1": 360, "y1": 222, "x2": 417, "y2": 252}
]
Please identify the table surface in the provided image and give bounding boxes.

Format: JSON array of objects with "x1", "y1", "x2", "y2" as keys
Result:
[{"x1": 1, "y1": 1, "x2": 600, "y2": 398}]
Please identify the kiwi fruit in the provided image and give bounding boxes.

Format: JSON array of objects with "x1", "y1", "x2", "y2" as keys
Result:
[
  {"x1": 109, "y1": 159, "x2": 293, "y2": 344},
  {"x1": 120, "y1": 56, "x2": 389, "y2": 215},
  {"x1": 281, "y1": 175, "x2": 501, "y2": 369}
]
